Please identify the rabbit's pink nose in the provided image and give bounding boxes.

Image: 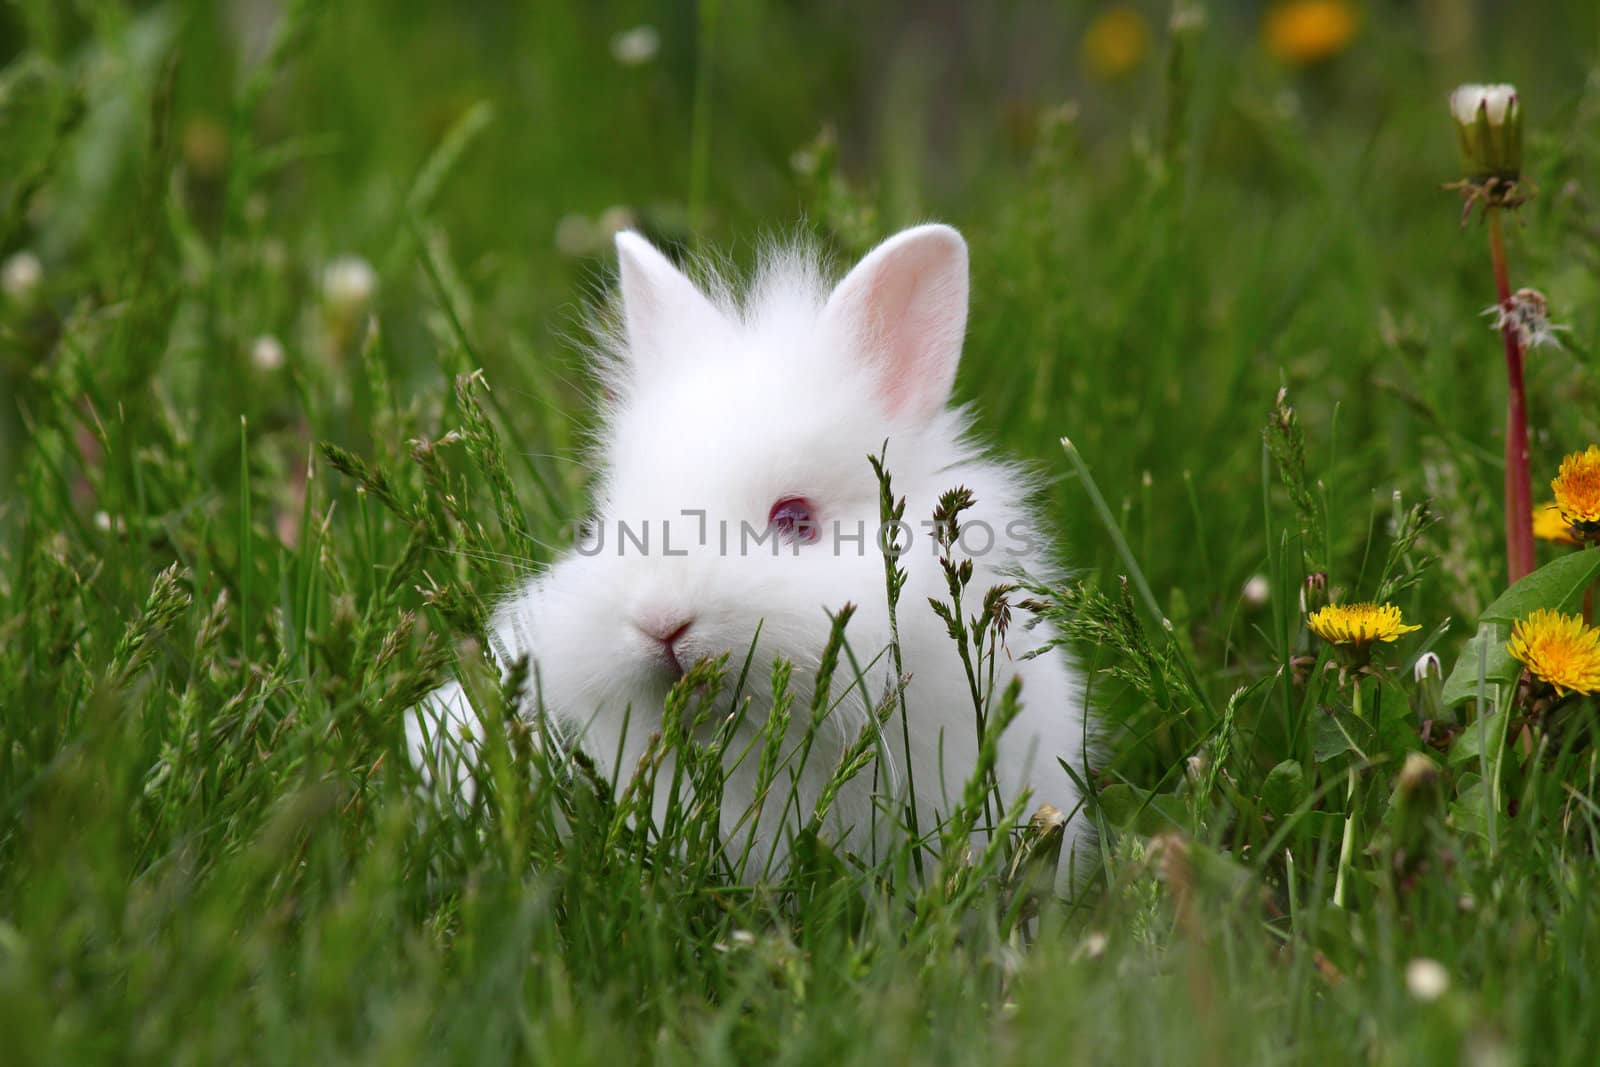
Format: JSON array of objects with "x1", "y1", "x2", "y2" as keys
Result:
[{"x1": 636, "y1": 615, "x2": 695, "y2": 676}]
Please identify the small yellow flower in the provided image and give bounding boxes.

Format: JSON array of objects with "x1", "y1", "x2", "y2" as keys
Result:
[
  {"x1": 1263, "y1": 0, "x2": 1358, "y2": 65},
  {"x1": 1533, "y1": 502, "x2": 1580, "y2": 546},
  {"x1": 1507, "y1": 609, "x2": 1600, "y2": 696},
  {"x1": 1307, "y1": 602, "x2": 1421, "y2": 647},
  {"x1": 1552, "y1": 445, "x2": 1600, "y2": 536},
  {"x1": 1083, "y1": 6, "x2": 1150, "y2": 80}
]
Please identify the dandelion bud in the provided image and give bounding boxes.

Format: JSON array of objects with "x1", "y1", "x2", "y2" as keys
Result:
[
  {"x1": 2, "y1": 250, "x2": 42, "y2": 308},
  {"x1": 1390, "y1": 752, "x2": 1444, "y2": 877},
  {"x1": 1029, "y1": 803, "x2": 1066, "y2": 836},
  {"x1": 1450, "y1": 83, "x2": 1521, "y2": 182},
  {"x1": 1397, "y1": 751, "x2": 1440, "y2": 795},
  {"x1": 1410, "y1": 650, "x2": 1445, "y2": 724},
  {"x1": 1300, "y1": 572, "x2": 1329, "y2": 615}
]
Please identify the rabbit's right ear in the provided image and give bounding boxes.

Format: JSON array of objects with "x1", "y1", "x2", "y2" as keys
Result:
[
  {"x1": 615, "y1": 232, "x2": 720, "y2": 359},
  {"x1": 820, "y1": 224, "x2": 968, "y2": 423}
]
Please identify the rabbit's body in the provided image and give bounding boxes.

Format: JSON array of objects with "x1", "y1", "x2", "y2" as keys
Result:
[{"x1": 409, "y1": 225, "x2": 1089, "y2": 878}]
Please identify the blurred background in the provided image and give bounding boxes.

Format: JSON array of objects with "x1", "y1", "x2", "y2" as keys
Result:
[{"x1": 8, "y1": 10, "x2": 1600, "y2": 1061}]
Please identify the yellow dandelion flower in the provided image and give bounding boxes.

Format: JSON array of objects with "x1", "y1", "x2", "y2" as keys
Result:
[
  {"x1": 1083, "y1": 6, "x2": 1150, "y2": 81},
  {"x1": 1552, "y1": 445, "x2": 1600, "y2": 536},
  {"x1": 1507, "y1": 609, "x2": 1600, "y2": 696},
  {"x1": 1533, "y1": 502, "x2": 1580, "y2": 546},
  {"x1": 1263, "y1": 0, "x2": 1359, "y2": 65},
  {"x1": 1307, "y1": 602, "x2": 1421, "y2": 647}
]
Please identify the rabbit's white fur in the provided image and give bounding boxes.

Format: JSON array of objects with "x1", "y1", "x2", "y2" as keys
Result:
[{"x1": 408, "y1": 225, "x2": 1089, "y2": 879}]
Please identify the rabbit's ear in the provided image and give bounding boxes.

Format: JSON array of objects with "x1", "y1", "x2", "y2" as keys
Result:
[
  {"x1": 615, "y1": 231, "x2": 720, "y2": 357},
  {"x1": 822, "y1": 224, "x2": 968, "y2": 421}
]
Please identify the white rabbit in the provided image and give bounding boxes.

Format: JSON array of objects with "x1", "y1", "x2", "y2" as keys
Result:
[{"x1": 407, "y1": 224, "x2": 1089, "y2": 881}]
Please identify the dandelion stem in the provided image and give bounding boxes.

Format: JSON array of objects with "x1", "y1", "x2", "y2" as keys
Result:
[
  {"x1": 1488, "y1": 208, "x2": 1535, "y2": 583},
  {"x1": 1332, "y1": 678, "x2": 1362, "y2": 909}
]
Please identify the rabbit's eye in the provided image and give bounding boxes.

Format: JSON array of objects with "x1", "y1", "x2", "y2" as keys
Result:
[{"x1": 768, "y1": 496, "x2": 820, "y2": 545}]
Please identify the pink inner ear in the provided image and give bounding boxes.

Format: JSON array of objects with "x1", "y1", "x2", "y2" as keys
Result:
[
  {"x1": 868, "y1": 265, "x2": 937, "y2": 417},
  {"x1": 823, "y1": 225, "x2": 970, "y2": 421}
]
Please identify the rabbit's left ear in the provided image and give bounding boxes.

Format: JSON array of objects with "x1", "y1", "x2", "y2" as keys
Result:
[
  {"x1": 821, "y1": 224, "x2": 968, "y2": 421},
  {"x1": 615, "y1": 231, "x2": 721, "y2": 360}
]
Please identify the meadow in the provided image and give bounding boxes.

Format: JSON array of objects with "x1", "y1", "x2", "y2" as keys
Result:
[{"x1": 3, "y1": 1, "x2": 1600, "y2": 1062}]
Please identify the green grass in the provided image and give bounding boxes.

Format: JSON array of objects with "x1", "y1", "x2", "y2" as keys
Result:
[{"x1": 4, "y1": 1, "x2": 1600, "y2": 1063}]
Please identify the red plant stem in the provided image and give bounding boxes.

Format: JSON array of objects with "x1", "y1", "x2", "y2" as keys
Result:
[{"x1": 1489, "y1": 209, "x2": 1535, "y2": 583}]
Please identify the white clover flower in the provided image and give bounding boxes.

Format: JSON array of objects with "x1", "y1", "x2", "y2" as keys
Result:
[
  {"x1": 610, "y1": 25, "x2": 660, "y2": 66},
  {"x1": 251, "y1": 335, "x2": 286, "y2": 372},
  {"x1": 1405, "y1": 957, "x2": 1450, "y2": 1002},
  {"x1": 2, "y1": 250, "x2": 43, "y2": 306},
  {"x1": 322, "y1": 256, "x2": 377, "y2": 318},
  {"x1": 1241, "y1": 574, "x2": 1271, "y2": 608}
]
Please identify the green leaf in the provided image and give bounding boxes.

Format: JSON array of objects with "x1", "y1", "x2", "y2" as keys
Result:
[
  {"x1": 1448, "y1": 710, "x2": 1505, "y2": 766},
  {"x1": 1261, "y1": 759, "x2": 1306, "y2": 817},
  {"x1": 1376, "y1": 693, "x2": 1425, "y2": 757},
  {"x1": 1447, "y1": 774, "x2": 1505, "y2": 843},
  {"x1": 1440, "y1": 621, "x2": 1516, "y2": 708},
  {"x1": 1478, "y1": 549, "x2": 1600, "y2": 623},
  {"x1": 1311, "y1": 708, "x2": 1364, "y2": 763}
]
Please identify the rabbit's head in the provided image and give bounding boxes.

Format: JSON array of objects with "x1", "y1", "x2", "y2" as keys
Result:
[{"x1": 497, "y1": 225, "x2": 1042, "y2": 726}]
